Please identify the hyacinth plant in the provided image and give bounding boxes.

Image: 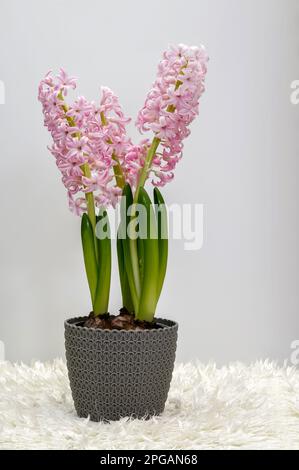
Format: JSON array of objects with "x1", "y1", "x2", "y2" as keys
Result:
[{"x1": 39, "y1": 44, "x2": 208, "y2": 323}]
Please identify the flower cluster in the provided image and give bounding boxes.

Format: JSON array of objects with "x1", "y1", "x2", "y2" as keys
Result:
[
  {"x1": 136, "y1": 44, "x2": 208, "y2": 186},
  {"x1": 39, "y1": 44, "x2": 208, "y2": 214},
  {"x1": 38, "y1": 69, "x2": 130, "y2": 214}
]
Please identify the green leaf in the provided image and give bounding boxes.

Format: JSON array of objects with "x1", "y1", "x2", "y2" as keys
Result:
[
  {"x1": 120, "y1": 184, "x2": 139, "y2": 314},
  {"x1": 154, "y1": 187, "x2": 168, "y2": 301},
  {"x1": 81, "y1": 213, "x2": 98, "y2": 308},
  {"x1": 137, "y1": 236, "x2": 144, "y2": 287},
  {"x1": 137, "y1": 187, "x2": 159, "y2": 322},
  {"x1": 93, "y1": 209, "x2": 111, "y2": 315},
  {"x1": 117, "y1": 230, "x2": 134, "y2": 313}
]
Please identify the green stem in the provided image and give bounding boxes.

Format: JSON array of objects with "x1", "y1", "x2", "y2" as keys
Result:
[
  {"x1": 93, "y1": 210, "x2": 111, "y2": 315},
  {"x1": 112, "y1": 154, "x2": 125, "y2": 189},
  {"x1": 100, "y1": 111, "x2": 108, "y2": 126},
  {"x1": 82, "y1": 164, "x2": 97, "y2": 236},
  {"x1": 128, "y1": 217, "x2": 141, "y2": 304},
  {"x1": 126, "y1": 70, "x2": 184, "y2": 317},
  {"x1": 121, "y1": 136, "x2": 160, "y2": 314},
  {"x1": 100, "y1": 112, "x2": 126, "y2": 189},
  {"x1": 57, "y1": 91, "x2": 98, "y2": 257},
  {"x1": 80, "y1": 163, "x2": 95, "y2": 228},
  {"x1": 133, "y1": 68, "x2": 185, "y2": 202},
  {"x1": 126, "y1": 137, "x2": 160, "y2": 306},
  {"x1": 132, "y1": 70, "x2": 184, "y2": 205},
  {"x1": 133, "y1": 137, "x2": 160, "y2": 204},
  {"x1": 120, "y1": 184, "x2": 140, "y2": 313},
  {"x1": 135, "y1": 188, "x2": 159, "y2": 321}
]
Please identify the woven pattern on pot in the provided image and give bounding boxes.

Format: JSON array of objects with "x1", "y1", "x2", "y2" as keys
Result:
[{"x1": 65, "y1": 317, "x2": 178, "y2": 421}]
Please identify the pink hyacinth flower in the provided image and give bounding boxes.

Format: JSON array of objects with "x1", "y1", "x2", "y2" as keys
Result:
[{"x1": 136, "y1": 43, "x2": 208, "y2": 187}]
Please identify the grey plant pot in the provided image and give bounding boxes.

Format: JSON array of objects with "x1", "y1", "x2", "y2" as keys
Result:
[{"x1": 64, "y1": 316, "x2": 178, "y2": 422}]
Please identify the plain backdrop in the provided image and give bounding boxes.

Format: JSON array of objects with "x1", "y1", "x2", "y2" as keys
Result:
[{"x1": 0, "y1": 0, "x2": 298, "y2": 364}]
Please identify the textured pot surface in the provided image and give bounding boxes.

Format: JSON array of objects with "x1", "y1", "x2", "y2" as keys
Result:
[{"x1": 65, "y1": 317, "x2": 178, "y2": 421}]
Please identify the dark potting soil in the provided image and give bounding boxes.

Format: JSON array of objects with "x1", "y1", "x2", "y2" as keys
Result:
[{"x1": 82, "y1": 308, "x2": 162, "y2": 331}]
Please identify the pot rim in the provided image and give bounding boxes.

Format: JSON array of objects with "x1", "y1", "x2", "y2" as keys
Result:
[{"x1": 65, "y1": 316, "x2": 178, "y2": 335}]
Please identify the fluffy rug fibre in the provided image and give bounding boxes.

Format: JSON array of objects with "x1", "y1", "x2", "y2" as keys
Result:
[{"x1": 0, "y1": 360, "x2": 299, "y2": 450}]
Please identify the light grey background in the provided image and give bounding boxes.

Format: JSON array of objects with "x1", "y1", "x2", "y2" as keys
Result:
[{"x1": 0, "y1": 0, "x2": 298, "y2": 364}]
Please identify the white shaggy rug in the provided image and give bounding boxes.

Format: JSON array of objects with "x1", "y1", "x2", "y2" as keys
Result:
[{"x1": 0, "y1": 359, "x2": 299, "y2": 450}]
